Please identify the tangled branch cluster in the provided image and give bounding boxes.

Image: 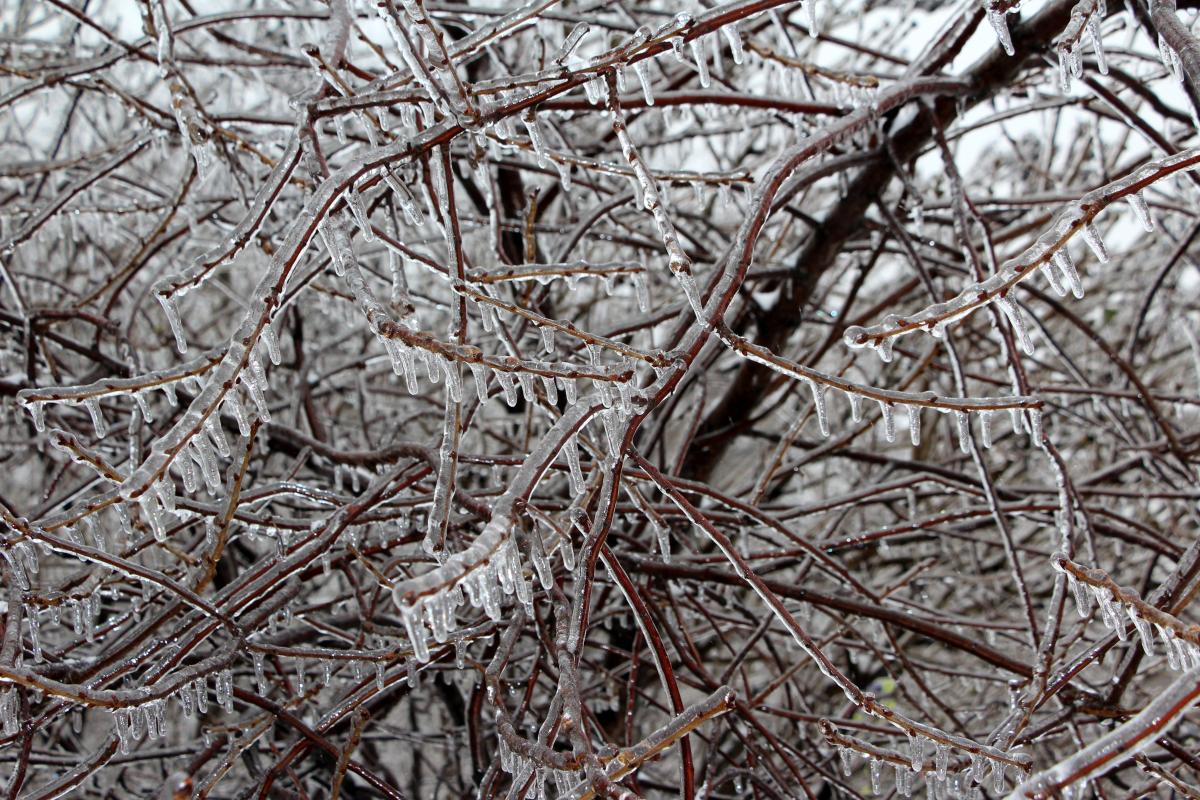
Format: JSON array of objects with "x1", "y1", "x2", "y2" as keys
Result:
[{"x1": 2, "y1": 0, "x2": 1200, "y2": 797}]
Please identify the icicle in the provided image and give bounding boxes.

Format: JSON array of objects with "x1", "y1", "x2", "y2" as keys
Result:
[
  {"x1": 1053, "y1": 249, "x2": 1083, "y2": 299},
  {"x1": 809, "y1": 380, "x2": 829, "y2": 436},
  {"x1": 633, "y1": 60, "x2": 655, "y2": 105},
  {"x1": 254, "y1": 651, "x2": 268, "y2": 694},
  {"x1": 556, "y1": 21, "x2": 589, "y2": 62},
  {"x1": 179, "y1": 683, "x2": 195, "y2": 717},
  {"x1": 954, "y1": 410, "x2": 970, "y2": 453},
  {"x1": 653, "y1": 521, "x2": 670, "y2": 562},
  {"x1": 558, "y1": 528, "x2": 576, "y2": 571},
  {"x1": 870, "y1": 758, "x2": 883, "y2": 794},
  {"x1": 195, "y1": 677, "x2": 209, "y2": 713},
  {"x1": 27, "y1": 609, "x2": 42, "y2": 661},
  {"x1": 26, "y1": 400, "x2": 46, "y2": 432},
  {"x1": 469, "y1": 362, "x2": 489, "y2": 404},
  {"x1": 443, "y1": 361, "x2": 463, "y2": 403},
  {"x1": 848, "y1": 392, "x2": 863, "y2": 423},
  {"x1": 879, "y1": 401, "x2": 895, "y2": 442},
  {"x1": 157, "y1": 293, "x2": 188, "y2": 353},
  {"x1": 990, "y1": 761, "x2": 1005, "y2": 794},
  {"x1": 690, "y1": 39, "x2": 711, "y2": 87},
  {"x1": 1089, "y1": 15, "x2": 1107, "y2": 75},
  {"x1": 895, "y1": 764, "x2": 913, "y2": 797},
  {"x1": 1028, "y1": 408, "x2": 1043, "y2": 444},
  {"x1": 907, "y1": 405, "x2": 921, "y2": 446},
  {"x1": 262, "y1": 325, "x2": 282, "y2": 365},
  {"x1": 908, "y1": 733, "x2": 923, "y2": 772},
  {"x1": 113, "y1": 709, "x2": 133, "y2": 753},
  {"x1": 345, "y1": 188, "x2": 375, "y2": 241},
  {"x1": 988, "y1": 10, "x2": 1014, "y2": 56},
  {"x1": 495, "y1": 369, "x2": 518, "y2": 407},
  {"x1": 402, "y1": 603, "x2": 431, "y2": 662},
  {"x1": 517, "y1": 371, "x2": 536, "y2": 403},
  {"x1": 720, "y1": 23, "x2": 744, "y2": 64},
  {"x1": 839, "y1": 746, "x2": 855, "y2": 776},
  {"x1": 875, "y1": 335, "x2": 895, "y2": 363},
  {"x1": 1065, "y1": 571, "x2": 1089, "y2": 618},
  {"x1": 1082, "y1": 221, "x2": 1108, "y2": 263},
  {"x1": 1130, "y1": 608, "x2": 1155, "y2": 655},
  {"x1": 995, "y1": 295, "x2": 1034, "y2": 355},
  {"x1": 1126, "y1": 192, "x2": 1154, "y2": 231},
  {"x1": 979, "y1": 410, "x2": 993, "y2": 449},
  {"x1": 83, "y1": 397, "x2": 107, "y2": 438},
  {"x1": 935, "y1": 743, "x2": 949, "y2": 781},
  {"x1": 1041, "y1": 260, "x2": 1067, "y2": 296},
  {"x1": 1160, "y1": 626, "x2": 1182, "y2": 669},
  {"x1": 1058, "y1": 49, "x2": 1072, "y2": 92},
  {"x1": 522, "y1": 111, "x2": 548, "y2": 167}
]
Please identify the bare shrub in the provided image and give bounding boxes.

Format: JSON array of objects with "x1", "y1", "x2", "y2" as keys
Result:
[{"x1": 2, "y1": 0, "x2": 1200, "y2": 797}]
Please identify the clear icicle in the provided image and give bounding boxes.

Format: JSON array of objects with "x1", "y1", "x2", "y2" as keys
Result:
[
  {"x1": 1054, "y1": 249, "x2": 1083, "y2": 299},
  {"x1": 523, "y1": 111, "x2": 548, "y2": 167},
  {"x1": 809, "y1": 380, "x2": 828, "y2": 436},
  {"x1": 839, "y1": 746, "x2": 854, "y2": 776},
  {"x1": 157, "y1": 294, "x2": 188, "y2": 353},
  {"x1": 720, "y1": 23, "x2": 744, "y2": 64},
  {"x1": 1126, "y1": 192, "x2": 1154, "y2": 231},
  {"x1": 1071, "y1": 574, "x2": 1092, "y2": 617},
  {"x1": 84, "y1": 397, "x2": 107, "y2": 438},
  {"x1": 26, "y1": 401, "x2": 45, "y2": 432},
  {"x1": 654, "y1": 522, "x2": 670, "y2": 561},
  {"x1": 988, "y1": 10, "x2": 1014, "y2": 56},
  {"x1": 564, "y1": 436, "x2": 585, "y2": 495},
  {"x1": 1089, "y1": 15, "x2": 1108, "y2": 75},
  {"x1": 1041, "y1": 260, "x2": 1067, "y2": 296},
  {"x1": 1130, "y1": 608, "x2": 1155, "y2": 655},
  {"x1": 262, "y1": 324, "x2": 282, "y2": 365},
  {"x1": 879, "y1": 401, "x2": 895, "y2": 442},
  {"x1": 996, "y1": 295, "x2": 1034, "y2": 355},
  {"x1": 1082, "y1": 221, "x2": 1108, "y2": 262},
  {"x1": 907, "y1": 405, "x2": 921, "y2": 446},
  {"x1": 345, "y1": 188, "x2": 375, "y2": 241},
  {"x1": 690, "y1": 40, "x2": 710, "y2": 87},
  {"x1": 633, "y1": 60, "x2": 655, "y2": 105},
  {"x1": 849, "y1": 392, "x2": 863, "y2": 423},
  {"x1": 557, "y1": 21, "x2": 589, "y2": 62},
  {"x1": 954, "y1": 410, "x2": 970, "y2": 453}
]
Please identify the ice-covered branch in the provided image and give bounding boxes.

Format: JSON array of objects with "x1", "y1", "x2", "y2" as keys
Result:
[
  {"x1": 844, "y1": 148, "x2": 1199, "y2": 360},
  {"x1": 1005, "y1": 667, "x2": 1200, "y2": 799}
]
